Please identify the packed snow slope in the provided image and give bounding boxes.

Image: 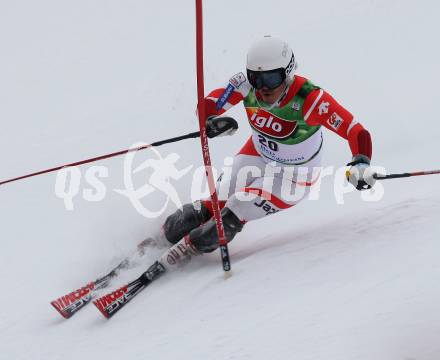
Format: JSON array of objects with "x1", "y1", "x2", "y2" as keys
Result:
[{"x1": 1, "y1": 1, "x2": 439, "y2": 359}]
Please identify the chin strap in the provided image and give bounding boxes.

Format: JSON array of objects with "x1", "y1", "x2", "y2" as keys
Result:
[{"x1": 274, "y1": 78, "x2": 292, "y2": 107}]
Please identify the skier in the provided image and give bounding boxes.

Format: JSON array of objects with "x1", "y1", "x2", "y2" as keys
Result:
[
  {"x1": 157, "y1": 35, "x2": 375, "y2": 257},
  {"x1": 53, "y1": 35, "x2": 378, "y2": 318}
]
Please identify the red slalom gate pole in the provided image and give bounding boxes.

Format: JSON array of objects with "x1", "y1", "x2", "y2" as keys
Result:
[{"x1": 195, "y1": 0, "x2": 231, "y2": 273}]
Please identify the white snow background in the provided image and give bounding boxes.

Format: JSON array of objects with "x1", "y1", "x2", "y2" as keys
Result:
[{"x1": 1, "y1": 0, "x2": 439, "y2": 359}]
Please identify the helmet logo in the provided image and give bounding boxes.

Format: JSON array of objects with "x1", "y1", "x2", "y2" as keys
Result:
[{"x1": 285, "y1": 54, "x2": 295, "y2": 76}]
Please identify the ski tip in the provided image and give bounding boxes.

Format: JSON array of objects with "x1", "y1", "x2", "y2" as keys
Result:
[
  {"x1": 50, "y1": 300, "x2": 71, "y2": 319},
  {"x1": 93, "y1": 299, "x2": 110, "y2": 319}
]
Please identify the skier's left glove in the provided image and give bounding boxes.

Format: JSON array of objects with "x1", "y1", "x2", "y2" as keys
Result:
[
  {"x1": 206, "y1": 116, "x2": 238, "y2": 138},
  {"x1": 346, "y1": 154, "x2": 376, "y2": 191}
]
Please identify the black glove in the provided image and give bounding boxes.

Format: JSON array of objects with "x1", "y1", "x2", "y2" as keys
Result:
[
  {"x1": 206, "y1": 116, "x2": 238, "y2": 138},
  {"x1": 346, "y1": 154, "x2": 376, "y2": 190}
]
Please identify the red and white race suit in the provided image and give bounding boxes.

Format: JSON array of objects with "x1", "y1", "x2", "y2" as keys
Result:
[{"x1": 201, "y1": 73, "x2": 372, "y2": 222}]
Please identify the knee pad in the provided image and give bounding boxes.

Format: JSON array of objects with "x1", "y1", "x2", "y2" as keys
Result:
[
  {"x1": 163, "y1": 201, "x2": 212, "y2": 244},
  {"x1": 189, "y1": 207, "x2": 244, "y2": 253}
]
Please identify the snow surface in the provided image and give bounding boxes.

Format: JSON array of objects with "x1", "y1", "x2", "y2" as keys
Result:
[{"x1": 1, "y1": 0, "x2": 440, "y2": 359}]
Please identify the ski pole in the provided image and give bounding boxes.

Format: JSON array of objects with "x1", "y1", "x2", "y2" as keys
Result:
[
  {"x1": 0, "y1": 131, "x2": 201, "y2": 187},
  {"x1": 373, "y1": 169, "x2": 440, "y2": 180}
]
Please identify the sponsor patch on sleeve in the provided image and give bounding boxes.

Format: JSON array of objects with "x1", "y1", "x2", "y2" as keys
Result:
[
  {"x1": 216, "y1": 84, "x2": 235, "y2": 111},
  {"x1": 229, "y1": 72, "x2": 246, "y2": 89},
  {"x1": 327, "y1": 112, "x2": 343, "y2": 130}
]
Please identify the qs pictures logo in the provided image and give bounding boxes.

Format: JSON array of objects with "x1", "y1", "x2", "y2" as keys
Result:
[{"x1": 115, "y1": 142, "x2": 193, "y2": 218}]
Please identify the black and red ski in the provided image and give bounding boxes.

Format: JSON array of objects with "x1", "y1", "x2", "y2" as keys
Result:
[
  {"x1": 93, "y1": 261, "x2": 166, "y2": 319},
  {"x1": 50, "y1": 238, "x2": 156, "y2": 319},
  {"x1": 50, "y1": 258, "x2": 130, "y2": 319},
  {"x1": 92, "y1": 235, "x2": 199, "y2": 318}
]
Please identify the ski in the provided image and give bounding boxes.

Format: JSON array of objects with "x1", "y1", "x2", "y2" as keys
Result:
[
  {"x1": 93, "y1": 236, "x2": 199, "y2": 319},
  {"x1": 93, "y1": 261, "x2": 166, "y2": 319},
  {"x1": 50, "y1": 258, "x2": 130, "y2": 319},
  {"x1": 50, "y1": 238, "x2": 156, "y2": 319}
]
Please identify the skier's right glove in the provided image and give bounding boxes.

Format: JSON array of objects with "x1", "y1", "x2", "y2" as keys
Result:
[
  {"x1": 206, "y1": 116, "x2": 238, "y2": 138},
  {"x1": 346, "y1": 154, "x2": 376, "y2": 190}
]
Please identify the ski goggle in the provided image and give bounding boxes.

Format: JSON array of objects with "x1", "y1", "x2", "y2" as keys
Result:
[{"x1": 247, "y1": 68, "x2": 286, "y2": 90}]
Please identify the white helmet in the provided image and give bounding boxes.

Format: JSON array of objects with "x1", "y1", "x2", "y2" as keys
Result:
[{"x1": 246, "y1": 36, "x2": 296, "y2": 89}]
